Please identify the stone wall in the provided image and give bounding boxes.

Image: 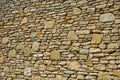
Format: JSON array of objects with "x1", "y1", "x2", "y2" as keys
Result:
[{"x1": 0, "y1": 0, "x2": 120, "y2": 80}]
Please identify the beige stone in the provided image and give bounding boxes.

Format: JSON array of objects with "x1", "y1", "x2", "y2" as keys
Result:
[
  {"x1": 73, "y1": 8, "x2": 81, "y2": 15},
  {"x1": 91, "y1": 34, "x2": 103, "y2": 44},
  {"x1": 0, "y1": 56, "x2": 4, "y2": 64},
  {"x1": 67, "y1": 31, "x2": 78, "y2": 40},
  {"x1": 2, "y1": 37, "x2": 9, "y2": 44},
  {"x1": 8, "y1": 49, "x2": 16, "y2": 57},
  {"x1": 68, "y1": 61, "x2": 80, "y2": 70},
  {"x1": 16, "y1": 42, "x2": 25, "y2": 50},
  {"x1": 107, "y1": 43, "x2": 119, "y2": 49},
  {"x1": 39, "y1": 64, "x2": 46, "y2": 70},
  {"x1": 44, "y1": 20, "x2": 55, "y2": 28},
  {"x1": 95, "y1": 64, "x2": 105, "y2": 70},
  {"x1": 97, "y1": 72, "x2": 111, "y2": 80},
  {"x1": 32, "y1": 41, "x2": 40, "y2": 51},
  {"x1": 56, "y1": 75, "x2": 63, "y2": 80},
  {"x1": 50, "y1": 50, "x2": 60, "y2": 60},
  {"x1": 90, "y1": 48, "x2": 101, "y2": 53},
  {"x1": 32, "y1": 75, "x2": 41, "y2": 80},
  {"x1": 85, "y1": 61, "x2": 93, "y2": 67},
  {"x1": 99, "y1": 42, "x2": 106, "y2": 49},
  {"x1": 21, "y1": 17, "x2": 27, "y2": 25}
]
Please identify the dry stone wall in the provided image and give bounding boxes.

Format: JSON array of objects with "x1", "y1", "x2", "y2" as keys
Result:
[{"x1": 0, "y1": 0, "x2": 120, "y2": 80}]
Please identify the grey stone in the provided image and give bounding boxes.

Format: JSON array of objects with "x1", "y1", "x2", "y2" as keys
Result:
[{"x1": 99, "y1": 13, "x2": 115, "y2": 22}]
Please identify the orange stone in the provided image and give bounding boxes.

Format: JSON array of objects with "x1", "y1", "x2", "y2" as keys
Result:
[
  {"x1": 85, "y1": 61, "x2": 93, "y2": 67},
  {"x1": 37, "y1": 32, "x2": 42, "y2": 35},
  {"x1": 65, "y1": 16, "x2": 71, "y2": 20},
  {"x1": 113, "y1": 70, "x2": 120, "y2": 77}
]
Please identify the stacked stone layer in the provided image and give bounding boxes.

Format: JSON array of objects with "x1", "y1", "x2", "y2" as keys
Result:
[{"x1": 0, "y1": 0, "x2": 120, "y2": 80}]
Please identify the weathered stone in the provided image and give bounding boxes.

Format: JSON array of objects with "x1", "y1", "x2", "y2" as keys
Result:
[
  {"x1": 32, "y1": 75, "x2": 41, "y2": 80},
  {"x1": 44, "y1": 20, "x2": 55, "y2": 29},
  {"x1": 30, "y1": 32, "x2": 37, "y2": 38},
  {"x1": 3, "y1": 66, "x2": 9, "y2": 72},
  {"x1": 97, "y1": 72, "x2": 111, "y2": 80},
  {"x1": 85, "y1": 61, "x2": 93, "y2": 67},
  {"x1": 39, "y1": 64, "x2": 46, "y2": 70},
  {"x1": 0, "y1": 56, "x2": 4, "y2": 64},
  {"x1": 2, "y1": 37, "x2": 9, "y2": 44},
  {"x1": 50, "y1": 50, "x2": 60, "y2": 60},
  {"x1": 16, "y1": 42, "x2": 25, "y2": 50},
  {"x1": 77, "y1": 75, "x2": 84, "y2": 79},
  {"x1": 8, "y1": 49, "x2": 16, "y2": 58},
  {"x1": 65, "y1": 16, "x2": 71, "y2": 20},
  {"x1": 44, "y1": 52, "x2": 50, "y2": 57},
  {"x1": 95, "y1": 64, "x2": 105, "y2": 70},
  {"x1": 115, "y1": 19, "x2": 120, "y2": 23},
  {"x1": 113, "y1": 70, "x2": 120, "y2": 77},
  {"x1": 68, "y1": 61, "x2": 80, "y2": 71},
  {"x1": 32, "y1": 41, "x2": 40, "y2": 51},
  {"x1": 56, "y1": 75, "x2": 63, "y2": 80},
  {"x1": 99, "y1": 13, "x2": 115, "y2": 22},
  {"x1": 67, "y1": 31, "x2": 78, "y2": 40},
  {"x1": 107, "y1": 43, "x2": 119, "y2": 49},
  {"x1": 73, "y1": 8, "x2": 81, "y2": 15},
  {"x1": 90, "y1": 48, "x2": 101, "y2": 53},
  {"x1": 21, "y1": 17, "x2": 27, "y2": 25},
  {"x1": 99, "y1": 43, "x2": 106, "y2": 49},
  {"x1": 91, "y1": 34, "x2": 103, "y2": 44},
  {"x1": 76, "y1": 30, "x2": 90, "y2": 34},
  {"x1": 24, "y1": 67, "x2": 31, "y2": 76},
  {"x1": 23, "y1": 47, "x2": 31, "y2": 56}
]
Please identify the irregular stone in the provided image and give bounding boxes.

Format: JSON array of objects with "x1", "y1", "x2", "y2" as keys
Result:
[
  {"x1": 32, "y1": 75, "x2": 41, "y2": 80},
  {"x1": 24, "y1": 67, "x2": 31, "y2": 76},
  {"x1": 39, "y1": 64, "x2": 46, "y2": 70},
  {"x1": 115, "y1": 19, "x2": 120, "y2": 23},
  {"x1": 30, "y1": 32, "x2": 37, "y2": 38},
  {"x1": 21, "y1": 17, "x2": 27, "y2": 25},
  {"x1": 90, "y1": 48, "x2": 101, "y2": 53},
  {"x1": 91, "y1": 34, "x2": 103, "y2": 44},
  {"x1": 99, "y1": 43, "x2": 106, "y2": 49},
  {"x1": 44, "y1": 52, "x2": 50, "y2": 57},
  {"x1": 107, "y1": 43, "x2": 119, "y2": 49},
  {"x1": 50, "y1": 50, "x2": 60, "y2": 60},
  {"x1": 3, "y1": 66, "x2": 9, "y2": 72},
  {"x1": 8, "y1": 49, "x2": 16, "y2": 58},
  {"x1": 80, "y1": 21, "x2": 89, "y2": 25},
  {"x1": 99, "y1": 13, "x2": 115, "y2": 22},
  {"x1": 95, "y1": 64, "x2": 105, "y2": 70},
  {"x1": 80, "y1": 49, "x2": 89, "y2": 54},
  {"x1": 23, "y1": 47, "x2": 31, "y2": 56},
  {"x1": 16, "y1": 42, "x2": 25, "y2": 50},
  {"x1": 113, "y1": 70, "x2": 120, "y2": 77},
  {"x1": 65, "y1": 16, "x2": 71, "y2": 20},
  {"x1": 2, "y1": 37, "x2": 9, "y2": 44},
  {"x1": 69, "y1": 46, "x2": 79, "y2": 51},
  {"x1": 73, "y1": 8, "x2": 81, "y2": 15},
  {"x1": 64, "y1": 70, "x2": 76, "y2": 74},
  {"x1": 32, "y1": 41, "x2": 40, "y2": 51},
  {"x1": 44, "y1": 20, "x2": 55, "y2": 29},
  {"x1": 0, "y1": 56, "x2": 4, "y2": 64},
  {"x1": 85, "y1": 61, "x2": 93, "y2": 67},
  {"x1": 67, "y1": 31, "x2": 78, "y2": 40},
  {"x1": 98, "y1": 72, "x2": 111, "y2": 80},
  {"x1": 77, "y1": 75, "x2": 84, "y2": 79},
  {"x1": 68, "y1": 61, "x2": 80, "y2": 71},
  {"x1": 76, "y1": 30, "x2": 90, "y2": 34},
  {"x1": 56, "y1": 75, "x2": 63, "y2": 80}
]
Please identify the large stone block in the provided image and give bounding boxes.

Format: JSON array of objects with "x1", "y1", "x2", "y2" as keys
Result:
[
  {"x1": 50, "y1": 50, "x2": 60, "y2": 60},
  {"x1": 91, "y1": 34, "x2": 103, "y2": 44},
  {"x1": 67, "y1": 31, "x2": 78, "y2": 40}
]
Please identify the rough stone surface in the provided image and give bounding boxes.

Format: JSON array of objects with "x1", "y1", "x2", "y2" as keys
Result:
[
  {"x1": 2, "y1": 37, "x2": 9, "y2": 44},
  {"x1": 44, "y1": 20, "x2": 55, "y2": 29},
  {"x1": 50, "y1": 50, "x2": 60, "y2": 60},
  {"x1": 67, "y1": 31, "x2": 78, "y2": 40},
  {"x1": 99, "y1": 13, "x2": 115, "y2": 22},
  {"x1": 68, "y1": 61, "x2": 80, "y2": 71},
  {"x1": 91, "y1": 34, "x2": 103, "y2": 44},
  {"x1": 0, "y1": 0, "x2": 120, "y2": 80}
]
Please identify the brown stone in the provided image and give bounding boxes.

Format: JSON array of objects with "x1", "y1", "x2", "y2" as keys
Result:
[
  {"x1": 32, "y1": 75, "x2": 41, "y2": 80},
  {"x1": 56, "y1": 75, "x2": 63, "y2": 80},
  {"x1": 85, "y1": 61, "x2": 93, "y2": 67},
  {"x1": 0, "y1": 56, "x2": 4, "y2": 64},
  {"x1": 113, "y1": 70, "x2": 120, "y2": 77},
  {"x1": 65, "y1": 16, "x2": 71, "y2": 20},
  {"x1": 39, "y1": 64, "x2": 46, "y2": 70}
]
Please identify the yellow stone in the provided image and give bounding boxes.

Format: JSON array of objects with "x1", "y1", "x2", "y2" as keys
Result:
[
  {"x1": 113, "y1": 70, "x2": 120, "y2": 77},
  {"x1": 91, "y1": 34, "x2": 103, "y2": 44},
  {"x1": 50, "y1": 50, "x2": 60, "y2": 60},
  {"x1": 65, "y1": 16, "x2": 71, "y2": 20},
  {"x1": 85, "y1": 61, "x2": 93, "y2": 67}
]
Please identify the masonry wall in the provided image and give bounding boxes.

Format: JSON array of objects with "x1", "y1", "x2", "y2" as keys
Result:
[{"x1": 0, "y1": 0, "x2": 120, "y2": 80}]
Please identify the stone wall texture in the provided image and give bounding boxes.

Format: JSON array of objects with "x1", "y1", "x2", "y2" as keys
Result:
[{"x1": 0, "y1": 0, "x2": 120, "y2": 80}]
